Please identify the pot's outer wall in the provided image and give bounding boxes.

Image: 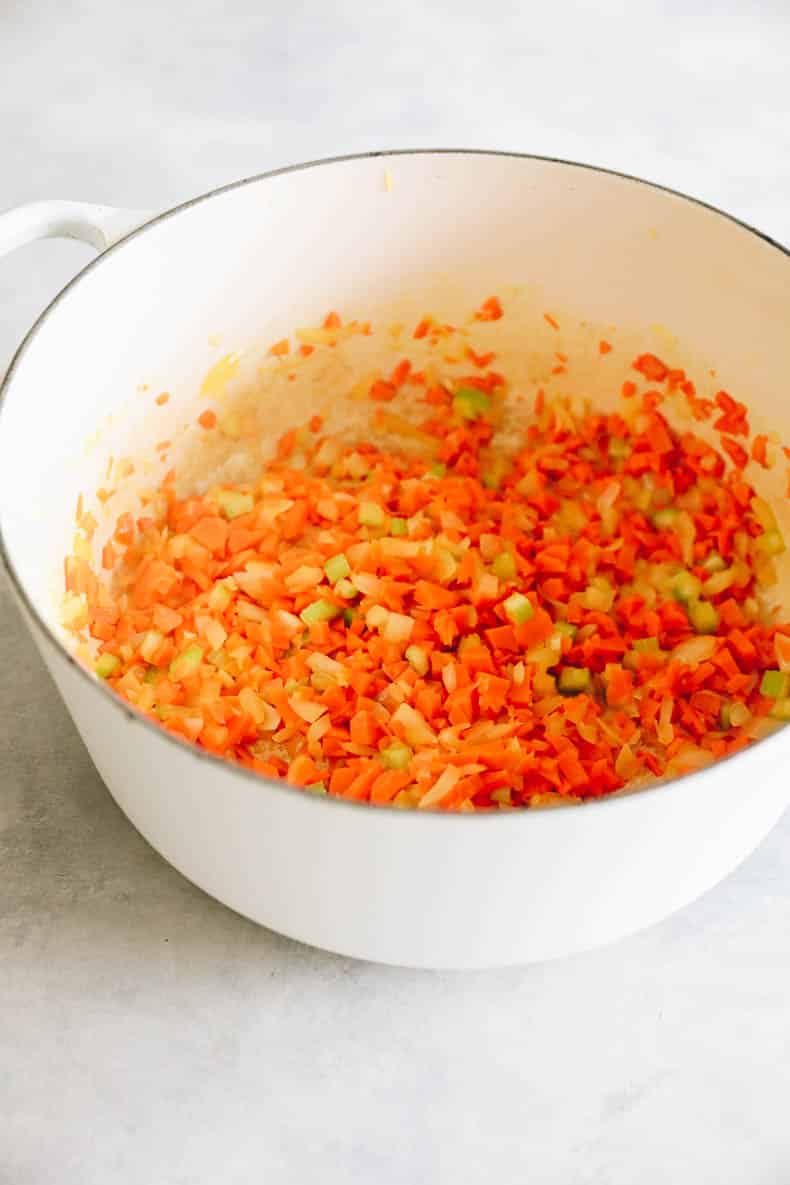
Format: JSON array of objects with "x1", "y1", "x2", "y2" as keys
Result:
[{"x1": 2, "y1": 153, "x2": 790, "y2": 965}]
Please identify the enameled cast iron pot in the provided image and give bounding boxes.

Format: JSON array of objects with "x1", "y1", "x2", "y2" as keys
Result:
[{"x1": 1, "y1": 151, "x2": 789, "y2": 968}]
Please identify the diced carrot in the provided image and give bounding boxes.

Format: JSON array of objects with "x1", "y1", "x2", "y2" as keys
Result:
[
  {"x1": 369, "y1": 380, "x2": 397, "y2": 402},
  {"x1": 414, "y1": 581, "x2": 458, "y2": 610},
  {"x1": 370, "y1": 769, "x2": 412, "y2": 804},
  {"x1": 606, "y1": 666, "x2": 633, "y2": 707},
  {"x1": 190, "y1": 516, "x2": 229, "y2": 554},
  {"x1": 474, "y1": 297, "x2": 503, "y2": 322},
  {"x1": 721, "y1": 437, "x2": 748, "y2": 469},
  {"x1": 287, "y1": 754, "x2": 323, "y2": 786},
  {"x1": 633, "y1": 353, "x2": 668, "y2": 382},
  {"x1": 390, "y1": 359, "x2": 411, "y2": 387},
  {"x1": 349, "y1": 710, "x2": 379, "y2": 746}
]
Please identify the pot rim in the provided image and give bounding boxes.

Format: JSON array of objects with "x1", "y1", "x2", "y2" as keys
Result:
[{"x1": 2, "y1": 146, "x2": 789, "y2": 824}]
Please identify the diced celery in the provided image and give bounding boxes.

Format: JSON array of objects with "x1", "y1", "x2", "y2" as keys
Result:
[
  {"x1": 730, "y1": 702, "x2": 751, "y2": 728},
  {"x1": 389, "y1": 517, "x2": 408, "y2": 536},
  {"x1": 503, "y1": 592, "x2": 534, "y2": 624},
  {"x1": 719, "y1": 701, "x2": 751, "y2": 730},
  {"x1": 301, "y1": 599, "x2": 342, "y2": 626},
  {"x1": 770, "y1": 698, "x2": 790, "y2": 721},
  {"x1": 558, "y1": 667, "x2": 591, "y2": 694},
  {"x1": 143, "y1": 666, "x2": 162, "y2": 685},
  {"x1": 169, "y1": 644, "x2": 203, "y2": 681},
  {"x1": 428, "y1": 461, "x2": 447, "y2": 478},
  {"x1": 760, "y1": 669, "x2": 789, "y2": 699},
  {"x1": 305, "y1": 782, "x2": 327, "y2": 795},
  {"x1": 453, "y1": 387, "x2": 491, "y2": 421},
  {"x1": 481, "y1": 456, "x2": 509, "y2": 490},
  {"x1": 217, "y1": 489, "x2": 254, "y2": 519},
  {"x1": 608, "y1": 437, "x2": 631, "y2": 460},
  {"x1": 95, "y1": 653, "x2": 120, "y2": 678},
  {"x1": 755, "y1": 529, "x2": 786, "y2": 558},
  {"x1": 652, "y1": 508, "x2": 679, "y2": 530},
  {"x1": 672, "y1": 570, "x2": 702, "y2": 604},
  {"x1": 405, "y1": 645, "x2": 429, "y2": 676},
  {"x1": 335, "y1": 578, "x2": 359, "y2": 600},
  {"x1": 702, "y1": 551, "x2": 727, "y2": 574},
  {"x1": 359, "y1": 501, "x2": 387, "y2": 528},
  {"x1": 492, "y1": 551, "x2": 517, "y2": 582},
  {"x1": 324, "y1": 553, "x2": 351, "y2": 584},
  {"x1": 342, "y1": 608, "x2": 357, "y2": 627},
  {"x1": 687, "y1": 599, "x2": 719, "y2": 634},
  {"x1": 380, "y1": 741, "x2": 413, "y2": 770},
  {"x1": 554, "y1": 621, "x2": 578, "y2": 639}
]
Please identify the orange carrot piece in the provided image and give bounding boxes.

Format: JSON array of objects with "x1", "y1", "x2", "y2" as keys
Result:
[
  {"x1": 370, "y1": 769, "x2": 412, "y2": 805},
  {"x1": 287, "y1": 754, "x2": 323, "y2": 786},
  {"x1": 474, "y1": 297, "x2": 503, "y2": 322},
  {"x1": 190, "y1": 516, "x2": 229, "y2": 554}
]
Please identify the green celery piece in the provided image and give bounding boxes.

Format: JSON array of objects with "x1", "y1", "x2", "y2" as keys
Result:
[
  {"x1": 380, "y1": 742, "x2": 413, "y2": 770},
  {"x1": 558, "y1": 667, "x2": 591, "y2": 694},
  {"x1": 452, "y1": 387, "x2": 491, "y2": 421},
  {"x1": 301, "y1": 599, "x2": 342, "y2": 626},
  {"x1": 95, "y1": 653, "x2": 121, "y2": 678},
  {"x1": 324, "y1": 553, "x2": 351, "y2": 584},
  {"x1": 492, "y1": 551, "x2": 517, "y2": 582},
  {"x1": 652, "y1": 508, "x2": 679, "y2": 530},
  {"x1": 687, "y1": 599, "x2": 719, "y2": 634},
  {"x1": 503, "y1": 593, "x2": 534, "y2": 625},
  {"x1": 672, "y1": 570, "x2": 702, "y2": 604},
  {"x1": 760, "y1": 669, "x2": 789, "y2": 699}
]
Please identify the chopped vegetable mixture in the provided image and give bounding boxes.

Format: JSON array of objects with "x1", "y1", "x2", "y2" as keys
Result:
[{"x1": 63, "y1": 304, "x2": 790, "y2": 810}]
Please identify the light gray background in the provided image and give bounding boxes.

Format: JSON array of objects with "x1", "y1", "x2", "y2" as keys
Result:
[{"x1": 2, "y1": 3, "x2": 790, "y2": 1183}]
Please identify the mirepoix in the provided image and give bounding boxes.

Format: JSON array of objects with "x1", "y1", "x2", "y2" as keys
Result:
[{"x1": 63, "y1": 302, "x2": 790, "y2": 810}]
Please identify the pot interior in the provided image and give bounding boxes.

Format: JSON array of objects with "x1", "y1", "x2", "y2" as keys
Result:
[{"x1": 2, "y1": 152, "x2": 789, "y2": 636}]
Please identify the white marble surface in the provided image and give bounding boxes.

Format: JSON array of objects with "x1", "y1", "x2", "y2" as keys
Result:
[{"x1": 2, "y1": 3, "x2": 790, "y2": 1182}]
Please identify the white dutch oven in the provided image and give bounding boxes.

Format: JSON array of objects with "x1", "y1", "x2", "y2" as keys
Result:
[{"x1": 1, "y1": 151, "x2": 789, "y2": 969}]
